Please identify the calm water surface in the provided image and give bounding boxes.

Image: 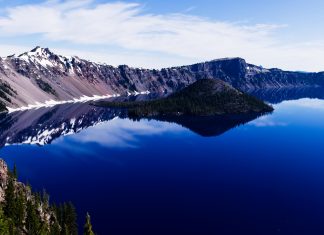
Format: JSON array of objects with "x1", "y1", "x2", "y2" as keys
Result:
[{"x1": 0, "y1": 96, "x2": 324, "y2": 235}]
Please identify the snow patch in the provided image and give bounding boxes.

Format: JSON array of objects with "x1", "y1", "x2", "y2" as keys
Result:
[
  {"x1": 7, "y1": 94, "x2": 121, "y2": 113},
  {"x1": 127, "y1": 90, "x2": 150, "y2": 96}
]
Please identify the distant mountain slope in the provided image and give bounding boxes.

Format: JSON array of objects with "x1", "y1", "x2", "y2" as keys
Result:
[
  {"x1": 96, "y1": 79, "x2": 274, "y2": 117},
  {"x1": 0, "y1": 46, "x2": 324, "y2": 109}
]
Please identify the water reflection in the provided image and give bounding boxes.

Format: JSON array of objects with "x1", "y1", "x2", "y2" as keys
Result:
[
  {"x1": 246, "y1": 87, "x2": 324, "y2": 104},
  {"x1": 0, "y1": 103, "x2": 126, "y2": 147},
  {"x1": 143, "y1": 114, "x2": 265, "y2": 137},
  {"x1": 2, "y1": 86, "x2": 321, "y2": 148},
  {"x1": 64, "y1": 119, "x2": 185, "y2": 149},
  {"x1": 0, "y1": 102, "x2": 268, "y2": 147}
]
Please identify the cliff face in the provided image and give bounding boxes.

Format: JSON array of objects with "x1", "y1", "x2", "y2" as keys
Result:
[
  {"x1": 0, "y1": 160, "x2": 32, "y2": 204},
  {"x1": 180, "y1": 58, "x2": 324, "y2": 89},
  {"x1": 0, "y1": 159, "x2": 8, "y2": 202},
  {"x1": 0, "y1": 47, "x2": 324, "y2": 109}
]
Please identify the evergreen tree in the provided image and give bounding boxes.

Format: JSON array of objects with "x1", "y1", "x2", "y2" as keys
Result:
[
  {"x1": 34, "y1": 191, "x2": 41, "y2": 206},
  {"x1": 49, "y1": 218, "x2": 61, "y2": 235},
  {"x1": 4, "y1": 175, "x2": 15, "y2": 220},
  {"x1": 42, "y1": 189, "x2": 50, "y2": 209},
  {"x1": 54, "y1": 203, "x2": 63, "y2": 230},
  {"x1": 84, "y1": 213, "x2": 95, "y2": 235},
  {"x1": 0, "y1": 208, "x2": 9, "y2": 235},
  {"x1": 65, "y1": 202, "x2": 78, "y2": 235},
  {"x1": 12, "y1": 164, "x2": 17, "y2": 179},
  {"x1": 62, "y1": 224, "x2": 70, "y2": 235},
  {"x1": 55, "y1": 202, "x2": 78, "y2": 235},
  {"x1": 14, "y1": 189, "x2": 26, "y2": 228},
  {"x1": 26, "y1": 200, "x2": 41, "y2": 235},
  {"x1": 26, "y1": 180, "x2": 31, "y2": 190},
  {"x1": 8, "y1": 219, "x2": 16, "y2": 235}
]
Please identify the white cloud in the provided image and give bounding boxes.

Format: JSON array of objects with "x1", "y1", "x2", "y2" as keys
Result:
[
  {"x1": 0, "y1": 44, "x2": 31, "y2": 57},
  {"x1": 50, "y1": 46, "x2": 196, "y2": 69},
  {"x1": 0, "y1": 0, "x2": 323, "y2": 71}
]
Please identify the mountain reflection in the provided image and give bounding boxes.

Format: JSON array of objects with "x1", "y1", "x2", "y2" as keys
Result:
[
  {"x1": 0, "y1": 103, "x2": 126, "y2": 147},
  {"x1": 0, "y1": 102, "x2": 268, "y2": 148},
  {"x1": 246, "y1": 87, "x2": 324, "y2": 104}
]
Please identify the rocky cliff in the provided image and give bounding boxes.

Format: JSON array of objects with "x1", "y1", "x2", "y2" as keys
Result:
[
  {"x1": 0, "y1": 159, "x2": 8, "y2": 202},
  {"x1": 1, "y1": 47, "x2": 324, "y2": 109}
]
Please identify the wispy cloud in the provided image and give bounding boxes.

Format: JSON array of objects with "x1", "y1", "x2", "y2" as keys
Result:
[
  {"x1": 0, "y1": 0, "x2": 323, "y2": 71},
  {"x1": 182, "y1": 6, "x2": 196, "y2": 13}
]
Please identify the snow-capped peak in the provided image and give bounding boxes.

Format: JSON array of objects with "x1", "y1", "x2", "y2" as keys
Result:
[
  {"x1": 18, "y1": 46, "x2": 53, "y2": 59},
  {"x1": 13, "y1": 46, "x2": 66, "y2": 69},
  {"x1": 28, "y1": 46, "x2": 51, "y2": 56}
]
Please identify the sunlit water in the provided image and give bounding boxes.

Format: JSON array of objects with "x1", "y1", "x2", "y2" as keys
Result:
[{"x1": 1, "y1": 97, "x2": 324, "y2": 235}]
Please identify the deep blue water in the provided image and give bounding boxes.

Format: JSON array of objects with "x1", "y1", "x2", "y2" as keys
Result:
[{"x1": 1, "y1": 98, "x2": 324, "y2": 234}]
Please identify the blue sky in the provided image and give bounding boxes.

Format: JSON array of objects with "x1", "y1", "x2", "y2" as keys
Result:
[{"x1": 0, "y1": 0, "x2": 323, "y2": 71}]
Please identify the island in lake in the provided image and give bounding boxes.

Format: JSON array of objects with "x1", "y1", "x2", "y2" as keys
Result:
[{"x1": 95, "y1": 79, "x2": 274, "y2": 118}]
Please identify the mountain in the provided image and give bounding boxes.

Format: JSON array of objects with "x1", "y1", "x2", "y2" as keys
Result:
[
  {"x1": 1, "y1": 46, "x2": 324, "y2": 109},
  {"x1": 95, "y1": 79, "x2": 273, "y2": 117}
]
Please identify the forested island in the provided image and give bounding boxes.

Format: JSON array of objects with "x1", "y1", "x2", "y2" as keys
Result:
[
  {"x1": 0, "y1": 159, "x2": 95, "y2": 235},
  {"x1": 95, "y1": 79, "x2": 274, "y2": 118}
]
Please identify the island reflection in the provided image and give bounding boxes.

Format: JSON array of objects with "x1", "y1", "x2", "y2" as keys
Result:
[{"x1": 0, "y1": 101, "x2": 269, "y2": 147}]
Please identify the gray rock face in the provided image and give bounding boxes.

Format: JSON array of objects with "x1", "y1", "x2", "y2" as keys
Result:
[
  {"x1": 0, "y1": 159, "x2": 8, "y2": 202},
  {"x1": 0, "y1": 47, "x2": 324, "y2": 108}
]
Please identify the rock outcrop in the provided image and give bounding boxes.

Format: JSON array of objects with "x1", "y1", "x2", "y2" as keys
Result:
[{"x1": 0, "y1": 159, "x2": 8, "y2": 202}]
